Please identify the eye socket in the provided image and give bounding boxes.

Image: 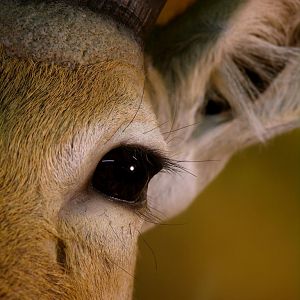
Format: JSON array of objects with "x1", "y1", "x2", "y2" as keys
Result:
[{"x1": 91, "y1": 145, "x2": 164, "y2": 204}]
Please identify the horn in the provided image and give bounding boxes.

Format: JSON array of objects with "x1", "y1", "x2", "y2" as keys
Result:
[{"x1": 85, "y1": 0, "x2": 167, "y2": 38}]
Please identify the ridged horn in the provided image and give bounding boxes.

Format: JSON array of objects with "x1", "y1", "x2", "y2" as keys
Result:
[{"x1": 85, "y1": 0, "x2": 167, "y2": 38}]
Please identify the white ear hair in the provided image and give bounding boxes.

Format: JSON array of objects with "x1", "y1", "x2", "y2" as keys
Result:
[{"x1": 144, "y1": 0, "x2": 300, "y2": 229}]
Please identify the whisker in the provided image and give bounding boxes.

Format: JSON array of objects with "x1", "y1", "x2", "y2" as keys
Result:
[
  {"x1": 102, "y1": 105, "x2": 122, "y2": 146},
  {"x1": 165, "y1": 97, "x2": 179, "y2": 140},
  {"x1": 137, "y1": 229, "x2": 158, "y2": 272},
  {"x1": 162, "y1": 121, "x2": 202, "y2": 135},
  {"x1": 108, "y1": 223, "x2": 126, "y2": 248},
  {"x1": 166, "y1": 136, "x2": 182, "y2": 145},
  {"x1": 122, "y1": 79, "x2": 145, "y2": 133},
  {"x1": 143, "y1": 120, "x2": 169, "y2": 134},
  {"x1": 105, "y1": 256, "x2": 138, "y2": 282},
  {"x1": 102, "y1": 214, "x2": 139, "y2": 281}
]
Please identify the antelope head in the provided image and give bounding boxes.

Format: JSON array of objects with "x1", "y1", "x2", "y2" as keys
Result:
[{"x1": 0, "y1": 0, "x2": 299, "y2": 299}]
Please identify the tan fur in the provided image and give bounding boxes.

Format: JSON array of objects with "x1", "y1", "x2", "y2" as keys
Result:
[
  {"x1": 146, "y1": 0, "x2": 300, "y2": 220},
  {"x1": 1, "y1": 0, "x2": 300, "y2": 298},
  {"x1": 0, "y1": 44, "x2": 163, "y2": 299}
]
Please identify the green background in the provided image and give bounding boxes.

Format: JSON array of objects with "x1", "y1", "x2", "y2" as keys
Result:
[{"x1": 135, "y1": 130, "x2": 300, "y2": 300}]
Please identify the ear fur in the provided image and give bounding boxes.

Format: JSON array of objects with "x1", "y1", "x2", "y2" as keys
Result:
[{"x1": 145, "y1": 0, "x2": 300, "y2": 225}]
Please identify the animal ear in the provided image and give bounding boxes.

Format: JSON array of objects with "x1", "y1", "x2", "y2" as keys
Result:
[{"x1": 144, "y1": 0, "x2": 300, "y2": 227}]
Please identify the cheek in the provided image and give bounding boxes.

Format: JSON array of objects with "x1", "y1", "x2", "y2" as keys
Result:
[{"x1": 57, "y1": 192, "x2": 144, "y2": 273}]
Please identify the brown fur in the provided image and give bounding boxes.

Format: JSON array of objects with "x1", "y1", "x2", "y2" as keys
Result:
[
  {"x1": 1, "y1": 0, "x2": 300, "y2": 299},
  {"x1": 0, "y1": 45, "x2": 160, "y2": 299}
]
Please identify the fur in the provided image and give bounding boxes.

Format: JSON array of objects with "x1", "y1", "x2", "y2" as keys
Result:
[
  {"x1": 0, "y1": 0, "x2": 300, "y2": 298},
  {"x1": 0, "y1": 18, "x2": 158, "y2": 298},
  {"x1": 146, "y1": 0, "x2": 300, "y2": 220}
]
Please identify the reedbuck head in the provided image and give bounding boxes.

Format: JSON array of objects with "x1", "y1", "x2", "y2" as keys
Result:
[{"x1": 0, "y1": 0, "x2": 299, "y2": 299}]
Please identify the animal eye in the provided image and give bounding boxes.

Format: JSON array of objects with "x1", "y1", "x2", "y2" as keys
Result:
[{"x1": 91, "y1": 145, "x2": 164, "y2": 204}]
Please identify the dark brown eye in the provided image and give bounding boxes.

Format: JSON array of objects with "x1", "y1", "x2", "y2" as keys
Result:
[{"x1": 91, "y1": 145, "x2": 164, "y2": 204}]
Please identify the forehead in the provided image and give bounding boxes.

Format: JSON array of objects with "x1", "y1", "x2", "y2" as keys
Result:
[
  {"x1": 0, "y1": 1, "x2": 143, "y2": 67},
  {"x1": 0, "y1": 0, "x2": 149, "y2": 148},
  {"x1": 0, "y1": 54, "x2": 145, "y2": 132},
  {"x1": 0, "y1": 49, "x2": 163, "y2": 190}
]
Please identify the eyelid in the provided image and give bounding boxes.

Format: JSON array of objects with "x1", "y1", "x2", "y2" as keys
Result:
[{"x1": 119, "y1": 143, "x2": 181, "y2": 174}]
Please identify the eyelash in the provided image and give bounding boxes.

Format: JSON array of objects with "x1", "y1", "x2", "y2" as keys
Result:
[{"x1": 145, "y1": 148, "x2": 181, "y2": 174}]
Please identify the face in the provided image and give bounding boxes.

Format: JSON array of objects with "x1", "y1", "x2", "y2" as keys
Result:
[
  {"x1": 0, "y1": 43, "x2": 173, "y2": 297},
  {"x1": 0, "y1": 0, "x2": 173, "y2": 295},
  {"x1": 1, "y1": 0, "x2": 300, "y2": 299}
]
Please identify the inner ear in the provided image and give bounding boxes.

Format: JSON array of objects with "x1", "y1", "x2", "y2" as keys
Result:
[
  {"x1": 202, "y1": 87, "x2": 232, "y2": 116},
  {"x1": 232, "y1": 52, "x2": 286, "y2": 99}
]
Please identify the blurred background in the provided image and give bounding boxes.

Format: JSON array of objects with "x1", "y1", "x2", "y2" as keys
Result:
[
  {"x1": 134, "y1": 2, "x2": 300, "y2": 299},
  {"x1": 135, "y1": 130, "x2": 300, "y2": 300}
]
